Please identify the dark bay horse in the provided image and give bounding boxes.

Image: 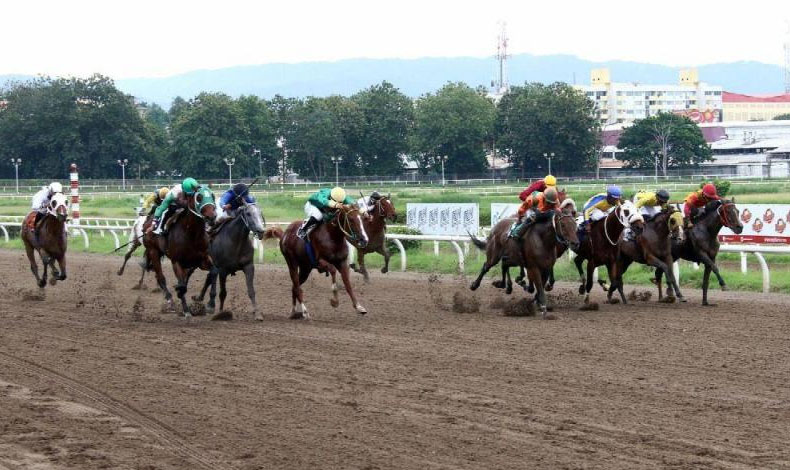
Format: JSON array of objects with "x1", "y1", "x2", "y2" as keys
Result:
[
  {"x1": 142, "y1": 187, "x2": 216, "y2": 317},
  {"x1": 117, "y1": 213, "x2": 149, "y2": 288},
  {"x1": 470, "y1": 201, "x2": 579, "y2": 318},
  {"x1": 21, "y1": 193, "x2": 68, "y2": 288},
  {"x1": 195, "y1": 201, "x2": 266, "y2": 319},
  {"x1": 654, "y1": 199, "x2": 743, "y2": 305},
  {"x1": 266, "y1": 205, "x2": 369, "y2": 319},
  {"x1": 572, "y1": 202, "x2": 638, "y2": 304},
  {"x1": 608, "y1": 208, "x2": 685, "y2": 304},
  {"x1": 350, "y1": 194, "x2": 397, "y2": 282}
]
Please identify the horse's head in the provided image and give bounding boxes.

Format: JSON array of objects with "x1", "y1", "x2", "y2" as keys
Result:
[
  {"x1": 377, "y1": 193, "x2": 397, "y2": 222},
  {"x1": 667, "y1": 208, "x2": 685, "y2": 242},
  {"x1": 48, "y1": 193, "x2": 68, "y2": 223},
  {"x1": 192, "y1": 187, "x2": 217, "y2": 223},
  {"x1": 336, "y1": 204, "x2": 369, "y2": 248},
  {"x1": 719, "y1": 200, "x2": 743, "y2": 234},
  {"x1": 619, "y1": 200, "x2": 638, "y2": 226},
  {"x1": 554, "y1": 208, "x2": 580, "y2": 251},
  {"x1": 240, "y1": 201, "x2": 266, "y2": 239},
  {"x1": 559, "y1": 198, "x2": 577, "y2": 218},
  {"x1": 628, "y1": 212, "x2": 645, "y2": 238}
]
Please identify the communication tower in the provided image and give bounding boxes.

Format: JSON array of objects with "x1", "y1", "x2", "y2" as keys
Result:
[{"x1": 492, "y1": 22, "x2": 510, "y2": 97}]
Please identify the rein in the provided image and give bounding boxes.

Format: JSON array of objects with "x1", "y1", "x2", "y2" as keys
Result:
[
  {"x1": 333, "y1": 209, "x2": 361, "y2": 242},
  {"x1": 717, "y1": 202, "x2": 734, "y2": 228},
  {"x1": 603, "y1": 207, "x2": 625, "y2": 246},
  {"x1": 552, "y1": 212, "x2": 575, "y2": 247}
]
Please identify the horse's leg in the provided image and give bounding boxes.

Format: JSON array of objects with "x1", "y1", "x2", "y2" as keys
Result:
[
  {"x1": 545, "y1": 268, "x2": 555, "y2": 291},
  {"x1": 357, "y1": 251, "x2": 370, "y2": 283},
  {"x1": 118, "y1": 241, "x2": 139, "y2": 276},
  {"x1": 287, "y1": 259, "x2": 307, "y2": 319},
  {"x1": 528, "y1": 265, "x2": 552, "y2": 319},
  {"x1": 492, "y1": 260, "x2": 507, "y2": 289},
  {"x1": 194, "y1": 267, "x2": 213, "y2": 301},
  {"x1": 697, "y1": 252, "x2": 727, "y2": 291},
  {"x1": 584, "y1": 261, "x2": 595, "y2": 303},
  {"x1": 505, "y1": 267, "x2": 513, "y2": 295},
  {"x1": 218, "y1": 272, "x2": 228, "y2": 313},
  {"x1": 702, "y1": 264, "x2": 713, "y2": 306},
  {"x1": 644, "y1": 254, "x2": 680, "y2": 303},
  {"x1": 574, "y1": 256, "x2": 586, "y2": 295},
  {"x1": 655, "y1": 267, "x2": 664, "y2": 301},
  {"x1": 664, "y1": 256, "x2": 685, "y2": 302},
  {"x1": 328, "y1": 266, "x2": 340, "y2": 308},
  {"x1": 172, "y1": 263, "x2": 192, "y2": 317},
  {"x1": 24, "y1": 242, "x2": 44, "y2": 288},
  {"x1": 470, "y1": 260, "x2": 494, "y2": 291},
  {"x1": 136, "y1": 254, "x2": 148, "y2": 290},
  {"x1": 242, "y1": 264, "x2": 260, "y2": 320},
  {"x1": 339, "y1": 260, "x2": 366, "y2": 314},
  {"x1": 380, "y1": 245, "x2": 391, "y2": 274},
  {"x1": 38, "y1": 250, "x2": 49, "y2": 288},
  {"x1": 149, "y1": 250, "x2": 173, "y2": 310}
]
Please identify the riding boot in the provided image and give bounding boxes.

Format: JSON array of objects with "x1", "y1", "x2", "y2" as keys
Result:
[
  {"x1": 152, "y1": 217, "x2": 163, "y2": 235},
  {"x1": 509, "y1": 214, "x2": 535, "y2": 239},
  {"x1": 297, "y1": 216, "x2": 321, "y2": 240},
  {"x1": 33, "y1": 212, "x2": 43, "y2": 241}
]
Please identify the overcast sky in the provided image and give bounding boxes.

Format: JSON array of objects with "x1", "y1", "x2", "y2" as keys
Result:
[{"x1": 2, "y1": 0, "x2": 788, "y2": 78}]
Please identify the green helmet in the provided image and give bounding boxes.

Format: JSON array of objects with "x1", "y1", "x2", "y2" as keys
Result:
[{"x1": 182, "y1": 177, "x2": 199, "y2": 196}]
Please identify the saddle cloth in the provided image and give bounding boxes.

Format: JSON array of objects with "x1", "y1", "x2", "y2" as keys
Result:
[{"x1": 24, "y1": 211, "x2": 37, "y2": 231}]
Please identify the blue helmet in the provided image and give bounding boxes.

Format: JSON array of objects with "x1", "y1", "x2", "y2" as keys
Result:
[{"x1": 607, "y1": 185, "x2": 622, "y2": 199}]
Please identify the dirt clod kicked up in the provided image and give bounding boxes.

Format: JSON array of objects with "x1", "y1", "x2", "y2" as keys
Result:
[
  {"x1": 502, "y1": 298, "x2": 536, "y2": 317},
  {"x1": 451, "y1": 291, "x2": 480, "y2": 313}
]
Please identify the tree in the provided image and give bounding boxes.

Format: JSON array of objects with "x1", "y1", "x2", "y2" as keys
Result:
[
  {"x1": 352, "y1": 82, "x2": 413, "y2": 175},
  {"x1": 618, "y1": 112, "x2": 712, "y2": 174},
  {"x1": 495, "y1": 82, "x2": 599, "y2": 176},
  {"x1": 773, "y1": 113, "x2": 790, "y2": 121},
  {"x1": 236, "y1": 95, "x2": 277, "y2": 178},
  {"x1": 413, "y1": 82, "x2": 494, "y2": 175},
  {"x1": 0, "y1": 75, "x2": 159, "y2": 179},
  {"x1": 284, "y1": 97, "x2": 345, "y2": 180}
]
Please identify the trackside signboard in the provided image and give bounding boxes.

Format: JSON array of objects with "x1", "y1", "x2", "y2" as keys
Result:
[
  {"x1": 490, "y1": 203, "x2": 521, "y2": 226},
  {"x1": 406, "y1": 203, "x2": 479, "y2": 236}
]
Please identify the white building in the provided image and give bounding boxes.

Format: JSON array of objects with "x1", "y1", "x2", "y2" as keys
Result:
[{"x1": 575, "y1": 68, "x2": 723, "y2": 125}]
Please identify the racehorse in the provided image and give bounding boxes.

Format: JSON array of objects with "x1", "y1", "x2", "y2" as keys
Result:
[
  {"x1": 470, "y1": 200, "x2": 579, "y2": 319},
  {"x1": 607, "y1": 207, "x2": 685, "y2": 304},
  {"x1": 117, "y1": 210, "x2": 149, "y2": 288},
  {"x1": 266, "y1": 204, "x2": 369, "y2": 319},
  {"x1": 350, "y1": 193, "x2": 397, "y2": 282},
  {"x1": 469, "y1": 198, "x2": 575, "y2": 295},
  {"x1": 572, "y1": 202, "x2": 638, "y2": 304},
  {"x1": 194, "y1": 201, "x2": 266, "y2": 320},
  {"x1": 654, "y1": 199, "x2": 743, "y2": 305},
  {"x1": 142, "y1": 187, "x2": 216, "y2": 316},
  {"x1": 21, "y1": 193, "x2": 68, "y2": 288}
]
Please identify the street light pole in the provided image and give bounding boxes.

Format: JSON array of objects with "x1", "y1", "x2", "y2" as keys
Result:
[
  {"x1": 223, "y1": 157, "x2": 236, "y2": 185},
  {"x1": 117, "y1": 159, "x2": 128, "y2": 190},
  {"x1": 253, "y1": 148, "x2": 262, "y2": 180},
  {"x1": 543, "y1": 152, "x2": 555, "y2": 175},
  {"x1": 440, "y1": 156, "x2": 448, "y2": 186},
  {"x1": 276, "y1": 137, "x2": 286, "y2": 190},
  {"x1": 330, "y1": 156, "x2": 343, "y2": 186},
  {"x1": 651, "y1": 151, "x2": 657, "y2": 183},
  {"x1": 10, "y1": 158, "x2": 21, "y2": 193}
]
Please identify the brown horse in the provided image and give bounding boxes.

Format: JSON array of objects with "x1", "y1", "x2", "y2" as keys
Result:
[
  {"x1": 350, "y1": 194, "x2": 397, "y2": 282},
  {"x1": 469, "y1": 198, "x2": 575, "y2": 295},
  {"x1": 142, "y1": 187, "x2": 216, "y2": 316},
  {"x1": 470, "y1": 201, "x2": 579, "y2": 319},
  {"x1": 21, "y1": 193, "x2": 68, "y2": 288},
  {"x1": 572, "y1": 202, "x2": 638, "y2": 304},
  {"x1": 267, "y1": 204, "x2": 369, "y2": 319},
  {"x1": 654, "y1": 199, "x2": 743, "y2": 305},
  {"x1": 117, "y1": 213, "x2": 149, "y2": 288},
  {"x1": 608, "y1": 207, "x2": 685, "y2": 304}
]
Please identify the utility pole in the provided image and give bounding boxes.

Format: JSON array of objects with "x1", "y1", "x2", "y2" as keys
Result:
[
  {"x1": 543, "y1": 152, "x2": 555, "y2": 175},
  {"x1": 117, "y1": 159, "x2": 128, "y2": 190},
  {"x1": 223, "y1": 157, "x2": 235, "y2": 185},
  {"x1": 331, "y1": 156, "x2": 343, "y2": 186},
  {"x1": 10, "y1": 158, "x2": 21, "y2": 193}
]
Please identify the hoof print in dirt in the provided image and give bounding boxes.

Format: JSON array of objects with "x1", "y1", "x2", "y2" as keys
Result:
[
  {"x1": 452, "y1": 291, "x2": 480, "y2": 313},
  {"x1": 489, "y1": 297, "x2": 506, "y2": 309},
  {"x1": 20, "y1": 289, "x2": 46, "y2": 301},
  {"x1": 210, "y1": 310, "x2": 233, "y2": 321},
  {"x1": 579, "y1": 302, "x2": 600, "y2": 311},
  {"x1": 502, "y1": 298, "x2": 536, "y2": 317}
]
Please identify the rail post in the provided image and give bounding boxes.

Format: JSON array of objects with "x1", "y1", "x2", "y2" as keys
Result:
[
  {"x1": 391, "y1": 238, "x2": 406, "y2": 271},
  {"x1": 753, "y1": 252, "x2": 770, "y2": 294},
  {"x1": 69, "y1": 163, "x2": 81, "y2": 235}
]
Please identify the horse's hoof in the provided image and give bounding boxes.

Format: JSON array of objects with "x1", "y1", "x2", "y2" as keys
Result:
[
  {"x1": 608, "y1": 298, "x2": 620, "y2": 304},
  {"x1": 289, "y1": 311, "x2": 304, "y2": 320},
  {"x1": 659, "y1": 296, "x2": 676, "y2": 304},
  {"x1": 702, "y1": 302, "x2": 716, "y2": 307},
  {"x1": 505, "y1": 286, "x2": 513, "y2": 295},
  {"x1": 349, "y1": 263, "x2": 357, "y2": 272},
  {"x1": 355, "y1": 304, "x2": 368, "y2": 315},
  {"x1": 49, "y1": 277, "x2": 58, "y2": 286},
  {"x1": 679, "y1": 296, "x2": 687, "y2": 303},
  {"x1": 542, "y1": 312, "x2": 556, "y2": 320},
  {"x1": 380, "y1": 267, "x2": 388, "y2": 274},
  {"x1": 330, "y1": 298, "x2": 339, "y2": 308},
  {"x1": 720, "y1": 284, "x2": 728, "y2": 291},
  {"x1": 254, "y1": 312, "x2": 263, "y2": 321},
  {"x1": 492, "y1": 280, "x2": 505, "y2": 289},
  {"x1": 469, "y1": 282, "x2": 479, "y2": 291},
  {"x1": 578, "y1": 285, "x2": 585, "y2": 295},
  {"x1": 526, "y1": 285, "x2": 535, "y2": 294},
  {"x1": 545, "y1": 284, "x2": 553, "y2": 292},
  {"x1": 38, "y1": 280, "x2": 46, "y2": 288},
  {"x1": 117, "y1": 269, "x2": 123, "y2": 276}
]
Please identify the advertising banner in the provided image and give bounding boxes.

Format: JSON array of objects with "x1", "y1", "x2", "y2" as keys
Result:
[
  {"x1": 708, "y1": 203, "x2": 790, "y2": 245},
  {"x1": 406, "y1": 203, "x2": 479, "y2": 236},
  {"x1": 490, "y1": 203, "x2": 521, "y2": 227}
]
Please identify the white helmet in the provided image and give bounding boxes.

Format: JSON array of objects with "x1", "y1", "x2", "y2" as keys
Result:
[{"x1": 49, "y1": 182, "x2": 63, "y2": 194}]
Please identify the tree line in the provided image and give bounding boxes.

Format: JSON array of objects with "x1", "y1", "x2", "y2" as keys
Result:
[{"x1": 0, "y1": 74, "x2": 712, "y2": 181}]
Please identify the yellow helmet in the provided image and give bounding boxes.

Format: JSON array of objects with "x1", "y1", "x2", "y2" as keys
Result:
[
  {"x1": 330, "y1": 187, "x2": 346, "y2": 203},
  {"x1": 544, "y1": 175, "x2": 557, "y2": 187},
  {"x1": 158, "y1": 187, "x2": 169, "y2": 199}
]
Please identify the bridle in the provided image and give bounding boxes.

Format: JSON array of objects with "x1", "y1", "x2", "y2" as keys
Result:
[
  {"x1": 333, "y1": 207, "x2": 363, "y2": 242},
  {"x1": 552, "y1": 211, "x2": 576, "y2": 247},
  {"x1": 237, "y1": 201, "x2": 266, "y2": 234},
  {"x1": 603, "y1": 206, "x2": 627, "y2": 246},
  {"x1": 717, "y1": 201, "x2": 736, "y2": 228}
]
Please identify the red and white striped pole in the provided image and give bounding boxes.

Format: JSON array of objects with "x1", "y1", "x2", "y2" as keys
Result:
[{"x1": 69, "y1": 163, "x2": 80, "y2": 232}]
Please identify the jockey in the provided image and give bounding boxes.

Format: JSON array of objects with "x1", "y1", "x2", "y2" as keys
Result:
[
  {"x1": 297, "y1": 186, "x2": 355, "y2": 240},
  {"x1": 582, "y1": 185, "x2": 623, "y2": 225},
  {"x1": 509, "y1": 187, "x2": 560, "y2": 239},
  {"x1": 149, "y1": 177, "x2": 200, "y2": 235},
  {"x1": 357, "y1": 191, "x2": 383, "y2": 214},
  {"x1": 518, "y1": 174, "x2": 557, "y2": 201},
  {"x1": 216, "y1": 183, "x2": 256, "y2": 224},
  {"x1": 31, "y1": 182, "x2": 64, "y2": 234},
  {"x1": 684, "y1": 183, "x2": 720, "y2": 221},
  {"x1": 634, "y1": 189, "x2": 670, "y2": 221},
  {"x1": 142, "y1": 187, "x2": 170, "y2": 216}
]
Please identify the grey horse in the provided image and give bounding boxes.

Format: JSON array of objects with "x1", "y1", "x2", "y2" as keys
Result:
[{"x1": 195, "y1": 201, "x2": 266, "y2": 320}]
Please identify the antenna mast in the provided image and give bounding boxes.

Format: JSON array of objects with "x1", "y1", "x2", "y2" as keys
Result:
[{"x1": 494, "y1": 22, "x2": 510, "y2": 95}]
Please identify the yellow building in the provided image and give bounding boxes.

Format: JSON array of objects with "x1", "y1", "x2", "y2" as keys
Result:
[{"x1": 722, "y1": 92, "x2": 790, "y2": 121}]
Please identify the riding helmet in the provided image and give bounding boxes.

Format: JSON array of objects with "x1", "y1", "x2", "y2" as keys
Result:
[
  {"x1": 49, "y1": 182, "x2": 63, "y2": 194},
  {"x1": 369, "y1": 191, "x2": 382, "y2": 200},
  {"x1": 656, "y1": 189, "x2": 670, "y2": 202},
  {"x1": 702, "y1": 183, "x2": 718, "y2": 198},
  {"x1": 606, "y1": 185, "x2": 622, "y2": 199},
  {"x1": 233, "y1": 183, "x2": 249, "y2": 196},
  {"x1": 544, "y1": 187, "x2": 559, "y2": 204},
  {"x1": 544, "y1": 175, "x2": 557, "y2": 187},
  {"x1": 330, "y1": 187, "x2": 346, "y2": 203},
  {"x1": 158, "y1": 187, "x2": 169, "y2": 199},
  {"x1": 182, "y1": 177, "x2": 199, "y2": 196}
]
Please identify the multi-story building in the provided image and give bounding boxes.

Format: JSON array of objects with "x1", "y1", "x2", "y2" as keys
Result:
[
  {"x1": 722, "y1": 92, "x2": 790, "y2": 121},
  {"x1": 576, "y1": 68, "x2": 723, "y2": 125}
]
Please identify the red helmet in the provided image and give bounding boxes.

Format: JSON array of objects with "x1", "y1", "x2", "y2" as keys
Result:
[{"x1": 702, "y1": 183, "x2": 718, "y2": 198}]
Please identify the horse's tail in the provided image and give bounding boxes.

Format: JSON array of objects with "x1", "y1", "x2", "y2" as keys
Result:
[
  {"x1": 263, "y1": 227, "x2": 284, "y2": 241},
  {"x1": 468, "y1": 231, "x2": 487, "y2": 251}
]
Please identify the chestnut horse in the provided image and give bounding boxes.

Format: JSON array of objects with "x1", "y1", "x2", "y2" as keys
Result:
[
  {"x1": 608, "y1": 207, "x2": 685, "y2": 304},
  {"x1": 142, "y1": 187, "x2": 216, "y2": 316},
  {"x1": 350, "y1": 193, "x2": 397, "y2": 282},
  {"x1": 654, "y1": 199, "x2": 743, "y2": 305},
  {"x1": 22, "y1": 193, "x2": 68, "y2": 288},
  {"x1": 266, "y1": 204, "x2": 369, "y2": 319}
]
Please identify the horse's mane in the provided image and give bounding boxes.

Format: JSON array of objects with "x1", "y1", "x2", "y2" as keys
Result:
[{"x1": 560, "y1": 198, "x2": 576, "y2": 212}]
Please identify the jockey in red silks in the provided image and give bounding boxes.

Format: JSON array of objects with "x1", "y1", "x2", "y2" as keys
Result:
[
  {"x1": 518, "y1": 174, "x2": 557, "y2": 202},
  {"x1": 684, "y1": 183, "x2": 720, "y2": 223}
]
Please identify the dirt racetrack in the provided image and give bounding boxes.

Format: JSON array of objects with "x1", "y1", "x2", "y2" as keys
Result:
[{"x1": 1, "y1": 249, "x2": 789, "y2": 469}]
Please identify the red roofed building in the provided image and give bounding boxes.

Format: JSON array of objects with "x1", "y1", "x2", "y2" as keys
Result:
[{"x1": 722, "y1": 92, "x2": 790, "y2": 121}]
